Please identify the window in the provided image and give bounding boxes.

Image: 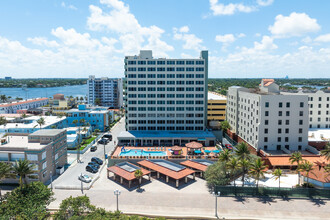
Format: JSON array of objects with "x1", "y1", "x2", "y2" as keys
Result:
[
  {"x1": 167, "y1": 60, "x2": 175, "y2": 65},
  {"x1": 265, "y1": 120, "x2": 269, "y2": 125},
  {"x1": 196, "y1": 60, "x2": 204, "y2": 65},
  {"x1": 138, "y1": 61, "x2": 146, "y2": 65},
  {"x1": 285, "y1": 137, "x2": 289, "y2": 142},
  {"x1": 176, "y1": 60, "x2": 185, "y2": 65},
  {"x1": 138, "y1": 67, "x2": 146, "y2": 71},
  {"x1": 278, "y1": 137, "x2": 281, "y2": 142},
  {"x1": 300, "y1": 102, "x2": 304, "y2": 107},
  {"x1": 157, "y1": 74, "x2": 166, "y2": 78},
  {"x1": 42, "y1": 151, "x2": 46, "y2": 160},
  {"x1": 285, "y1": 120, "x2": 289, "y2": 125},
  {"x1": 264, "y1": 137, "x2": 268, "y2": 142},
  {"x1": 265, "y1": 102, "x2": 269, "y2": 107},
  {"x1": 147, "y1": 67, "x2": 156, "y2": 71},
  {"x1": 176, "y1": 67, "x2": 185, "y2": 71},
  {"x1": 147, "y1": 60, "x2": 155, "y2": 65},
  {"x1": 299, "y1": 111, "x2": 303, "y2": 116},
  {"x1": 286, "y1": 102, "x2": 290, "y2": 108},
  {"x1": 128, "y1": 68, "x2": 136, "y2": 71},
  {"x1": 196, "y1": 67, "x2": 204, "y2": 71},
  {"x1": 278, "y1": 111, "x2": 282, "y2": 116},
  {"x1": 278, "y1": 128, "x2": 282, "y2": 134},
  {"x1": 167, "y1": 67, "x2": 175, "y2": 71},
  {"x1": 186, "y1": 60, "x2": 194, "y2": 65},
  {"x1": 157, "y1": 67, "x2": 165, "y2": 71},
  {"x1": 299, "y1": 120, "x2": 303, "y2": 125},
  {"x1": 186, "y1": 68, "x2": 194, "y2": 72},
  {"x1": 27, "y1": 154, "x2": 38, "y2": 161},
  {"x1": 279, "y1": 102, "x2": 283, "y2": 108},
  {"x1": 128, "y1": 60, "x2": 136, "y2": 65},
  {"x1": 157, "y1": 60, "x2": 165, "y2": 65},
  {"x1": 265, "y1": 111, "x2": 269, "y2": 116},
  {"x1": 298, "y1": 137, "x2": 302, "y2": 142},
  {"x1": 42, "y1": 161, "x2": 47, "y2": 170},
  {"x1": 285, "y1": 128, "x2": 289, "y2": 134},
  {"x1": 278, "y1": 120, "x2": 282, "y2": 125},
  {"x1": 264, "y1": 128, "x2": 268, "y2": 134},
  {"x1": 286, "y1": 111, "x2": 290, "y2": 116}
]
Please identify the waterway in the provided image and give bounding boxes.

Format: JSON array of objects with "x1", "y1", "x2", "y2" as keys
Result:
[{"x1": 0, "y1": 84, "x2": 87, "y2": 99}]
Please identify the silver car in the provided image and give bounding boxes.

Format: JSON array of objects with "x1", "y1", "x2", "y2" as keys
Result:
[{"x1": 78, "y1": 174, "x2": 92, "y2": 183}]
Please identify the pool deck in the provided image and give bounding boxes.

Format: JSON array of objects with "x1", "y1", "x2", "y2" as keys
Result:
[{"x1": 111, "y1": 146, "x2": 218, "y2": 159}]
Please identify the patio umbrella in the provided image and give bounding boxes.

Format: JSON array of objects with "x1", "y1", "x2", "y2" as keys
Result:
[
  {"x1": 213, "y1": 150, "x2": 220, "y2": 154},
  {"x1": 204, "y1": 150, "x2": 211, "y2": 153},
  {"x1": 194, "y1": 150, "x2": 202, "y2": 154}
]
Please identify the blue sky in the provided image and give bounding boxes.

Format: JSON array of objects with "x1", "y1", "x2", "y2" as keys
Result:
[{"x1": 0, "y1": 0, "x2": 330, "y2": 78}]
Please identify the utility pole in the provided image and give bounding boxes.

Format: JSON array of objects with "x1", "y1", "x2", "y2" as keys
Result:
[
  {"x1": 213, "y1": 191, "x2": 220, "y2": 218},
  {"x1": 114, "y1": 189, "x2": 121, "y2": 211}
]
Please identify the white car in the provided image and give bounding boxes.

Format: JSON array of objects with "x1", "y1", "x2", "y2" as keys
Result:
[{"x1": 78, "y1": 174, "x2": 92, "y2": 183}]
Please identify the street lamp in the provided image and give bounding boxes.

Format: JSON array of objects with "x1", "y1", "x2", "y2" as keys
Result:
[
  {"x1": 212, "y1": 191, "x2": 220, "y2": 218},
  {"x1": 114, "y1": 189, "x2": 121, "y2": 211},
  {"x1": 80, "y1": 173, "x2": 84, "y2": 194}
]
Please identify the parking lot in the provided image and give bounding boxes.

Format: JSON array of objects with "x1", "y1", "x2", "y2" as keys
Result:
[{"x1": 52, "y1": 118, "x2": 125, "y2": 189}]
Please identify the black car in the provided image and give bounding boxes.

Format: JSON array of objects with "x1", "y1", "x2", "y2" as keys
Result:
[
  {"x1": 88, "y1": 161, "x2": 100, "y2": 169},
  {"x1": 103, "y1": 134, "x2": 112, "y2": 141},
  {"x1": 90, "y1": 145, "x2": 97, "y2": 152},
  {"x1": 91, "y1": 157, "x2": 103, "y2": 165},
  {"x1": 86, "y1": 165, "x2": 98, "y2": 173},
  {"x1": 98, "y1": 139, "x2": 107, "y2": 145}
]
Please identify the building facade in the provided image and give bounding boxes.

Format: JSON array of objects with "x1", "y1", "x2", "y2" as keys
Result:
[
  {"x1": 87, "y1": 75, "x2": 123, "y2": 108},
  {"x1": 125, "y1": 50, "x2": 208, "y2": 131},
  {"x1": 282, "y1": 90, "x2": 330, "y2": 129},
  {"x1": 207, "y1": 92, "x2": 226, "y2": 129},
  {"x1": 0, "y1": 129, "x2": 67, "y2": 184},
  {"x1": 0, "y1": 98, "x2": 49, "y2": 114},
  {"x1": 66, "y1": 104, "x2": 111, "y2": 132},
  {"x1": 226, "y1": 79, "x2": 309, "y2": 152}
]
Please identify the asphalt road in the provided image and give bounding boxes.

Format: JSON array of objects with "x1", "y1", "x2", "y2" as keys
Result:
[{"x1": 52, "y1": 118, "x2": 125, "y2": 189}]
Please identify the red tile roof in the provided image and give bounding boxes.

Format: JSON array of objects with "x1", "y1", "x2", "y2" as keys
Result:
[
  {"x1": 0, "y1": 98, "x2": 48, "y2": 107},
  {"x1": 259, "y1": 79, "x2": 275, "y2": 87},
  {"x1": 180, "y1": 160, "x2": 208, "y2": 172},
  {"x1": 137, "y1": 160, "x2": 195, "y2": 180},
  {"x1": 264, "y1": 155, "x2": 327, "y2": 167},
  {"x1": 301, "y1": 165, "x2": 330, "y2": 183},
  {"x1": 107, "y1": 163, "x2": 150, "y2": 181},
  {"x1": 185, "y1": 141, "x2": 203, "y2": 149}
]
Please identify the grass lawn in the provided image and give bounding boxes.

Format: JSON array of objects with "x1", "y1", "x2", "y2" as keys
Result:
[{"x1": 67, "y1": 136, "x2": 97, "y2": 151}]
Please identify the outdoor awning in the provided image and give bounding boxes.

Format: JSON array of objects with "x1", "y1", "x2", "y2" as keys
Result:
[
  {"x1": 204, "y1": 150, "x2": 211, "y2": 153},
  {"x1": 213, "y1": 150, "x2": 220, "y2": 153},
  {"x1": 197, "y1": 138, "x2": 206, "y2": 141},
  {"x1": 194, "y1": 150, "x2": 202, "y2": 154}
]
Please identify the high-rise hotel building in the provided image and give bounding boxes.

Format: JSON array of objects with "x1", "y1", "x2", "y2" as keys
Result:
[
  {"x1": 124, "y1": 50, "x2": 208, "y2": 131},
  {"x1": 118, "y1": 50, "x2": 216, "y2": 146}
]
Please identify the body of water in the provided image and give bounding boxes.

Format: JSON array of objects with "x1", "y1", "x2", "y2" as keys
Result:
[
  {"x1": 291, "y1": 84, "x2": 326, "y2": 90},
  {"x1": 0, "y1": 84, "x2": 87, "y2": 99}
]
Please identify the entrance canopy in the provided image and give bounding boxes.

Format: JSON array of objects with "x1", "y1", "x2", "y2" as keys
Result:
[{"x1": 107, "y1": 162, "x2": 150, "y2": 181}]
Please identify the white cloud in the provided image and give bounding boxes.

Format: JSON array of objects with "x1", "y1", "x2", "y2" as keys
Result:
[
  {"x1": 209, "y1": 0, "x2": 273, "y2": 16},
  {"x1": 315, "y1": 34, "x2": 330, "y2": 42},
  {"x1": 87, "y1": 0, "x2": 173, "y2": 56},
  {"x1": 237, "y1": 33, "x2": 246, "y2": 38},
  {"x1": 61, "y1": 2, "x2": 77, "y2": 10},
  {"x1": 269, "y1": 12, "x2": 321, "y2": 38},
  {"x1": 27, "y1": 37, "x2": 59, "y2": 47},
  {"x1": 253, "y1": 36, "x2": 277, "y2": 50},
  {"x1": 215, "y1": 34, "x2": 236, "y2": 44},
  {"x1": 209, "y1": 0, "x2": 256, "y2": 16},
  {"x1": 173, "y1": 26, "x2": 205, "y2": 51},
  {"x1": 256, "y1": 0, "x2": 274, "y2": 7},
  {"x1": 301, "y1": 36, "x2": 312, "y2": 44}
]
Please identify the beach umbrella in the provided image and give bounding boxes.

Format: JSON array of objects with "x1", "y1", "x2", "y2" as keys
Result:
[
  {"x1": 194, "y1": 150, "x2": 202, "y2": 154},
  {"x1": 213, "y1": 150, "x2": 220, "y2": 154},
  {"x1": 204, "y1": 150, "x2": 211, "y2": 153}
]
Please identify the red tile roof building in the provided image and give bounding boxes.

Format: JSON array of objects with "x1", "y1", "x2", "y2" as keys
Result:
[{"x1": 0, "y1": 98, "x2": 48, "y2": 114}]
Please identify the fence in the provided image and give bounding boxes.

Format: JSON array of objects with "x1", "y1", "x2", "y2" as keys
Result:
[
  {"x1": 67, "y1": 134, "x2": 103, "y2": 154},
  {"x1": 223, "y1": 133, "x2": 238, "y2": 146},
  {"x1": 214, "y1": 186, "x2": 330, "y2": 199}
]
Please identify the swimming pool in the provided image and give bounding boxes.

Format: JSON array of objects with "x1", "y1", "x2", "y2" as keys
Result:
[{"x1": 119, "y1": 149, "x2": 166, "y2": 157}]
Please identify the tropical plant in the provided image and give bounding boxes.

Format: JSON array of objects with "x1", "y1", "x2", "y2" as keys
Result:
[
  {"x1": 21, "y1": 113, "x2": 27, "y2": 119},
  {"x1": 0, "y1": 116, "x2": 7, "y2": 126},
  {"x1": 219, "y1": 120, "x2": 231, "y2": 135},
  {"x1": 226, "y1": 157, "x2": 240, "y2": 187},
  {"x1": 51, "y1": 125, "x2": 57, "y2": 129},
  {"x1": 36, "y1": 117, "x2": 45, "y2": 130},
  {"x1": 218, "y1": 149, "x2": 231, "y2": 176},
  {"x1": 235, "y1": 142, "x2": 251, "y2": 160},
  {"x1": 0, "y1": 181, "x2": 54, "y2": 219},
  {"x1": 321, "y1": 143, "x2": 330, "y2": 161},
  {"x1": 95, "y1": 98, "x2": 101, "y2": 106},
  {"x1": 298, "y1": 160, "x2": 314, "y2": 185},
  {"x1": 289, "y1": 151, "x2": 303, "y2": 185},
  {"x1": 0, "y1": 162, "x2": 15, "y2": 198},
  {"x1": 134, "y1": 169, "x2": 144, "y2": 189},
  {"x1": 272, "y1": 168, "x2": 284, "y2": 189},
  {"x1": 238, "y1": 158, "x2": 250, "y2": 186},
  {"x1": 205, "y1": 162, "x2": 230, "y2": 191},
  {"x1": 13, "y1": 159, "x2": 37, "y2": 189},
  {"x1": 0, "y1": 95, "x2": 7, "y2": 103},
  {"x1": 249, "y1": 158, "x2": 268, "y2": 188}
]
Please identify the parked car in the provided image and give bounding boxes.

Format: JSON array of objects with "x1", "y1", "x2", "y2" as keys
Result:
[
  {"x1": 103, "y1": 134, "x2": 112, "y2": 141},
  {"x1": 85, "y1": 165, "x2": 98, "y2": 173},
  {"x1": 88, "y1": 161, "x2": 100, "y2": 169},
  {"x1": 78, "y1": 174, "x2": 92, "y2": 183},
  {"x1": 98, "y1": 138, "x2": 109, "y2": 145},
  {"x1": 90, "y1": 145, "x2": 97, "y2": 152},
  {"x1": 91, "y1": 157, "x2": 103, "y2": 165}
]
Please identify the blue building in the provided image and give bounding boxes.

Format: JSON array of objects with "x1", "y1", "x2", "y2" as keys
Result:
[{"x1": 66, "y1": 105, "x2": 112, "y2": 132}]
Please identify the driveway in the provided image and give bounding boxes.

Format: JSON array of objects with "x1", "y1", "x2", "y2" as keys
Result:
[{"x1": 51, "y1": 118, "x2": 125, "y2": 189}]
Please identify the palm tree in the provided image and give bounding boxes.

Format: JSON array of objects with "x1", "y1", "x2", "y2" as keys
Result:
[
  {"x1": 289, "y1": 151, "x2": 303, "y2": 185},
  {"x1": 227, "y1": 157, "x2": 239, "y2": 187},
  {"x1": 298, "y1": 160, "x2": 314, "y2": 185},
  {"x1": 36, "y1": 117, "x2": 45, "y2": 130},
  {"x1": 219, "y1": 149, "x2": 231, "y2": 176},
  {"x1": 321, "y1": 143, "x2": 330, "y2": 161},
  {"x1": 219, "y1": 120, "x2": 231, "y2": 136},
  {"x1": 272, "y1": 168, "x2": 284, "y2": 190},
  {"x1": 238, "y1": 158, "x2": 250, "y2": 186},
  {"x1": 249, "y1": 158, "x2": 268, "y2": 188},
  {"x1": 0, "y1": 162, "x2": 15, "y2": 198},
  {"x1": 235, "y1": 142, "x2": 251, "y2": 160},
  {"x1": 0, "y1": 95, "x2": 7, "y2": 103},
  {"x1": 21, "y1": 113, "x2": 27, "y2": 119},
  {"x1": 13, "y1": 159, "x2": 37, "y2": 190},
  {"x1": 134, "y1": 169, "x2": 143, "y2": 189}
]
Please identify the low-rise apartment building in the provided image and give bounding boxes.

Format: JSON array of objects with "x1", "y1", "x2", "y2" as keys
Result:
[
  {"x1": 207, "y1": 92, "x2": 226, "y2": 129},
  {"x1": 0, "y1": 129, "x2": 67, "y2": 184},
  {"x1": 0, "y1": 98, "x2": 49, "y2": 114},
  {"x1": 226, "y1": 79, "x2": 309, "y2": 152}
]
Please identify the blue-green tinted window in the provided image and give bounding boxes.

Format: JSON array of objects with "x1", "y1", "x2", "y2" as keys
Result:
[
  {"x1": 148, "y1": 67, "x2": 156, "y2": 71},
  {"x1": 157, "y1": 67, "x2": 165, "y2": 71},
  {"x1": 186, "y1": 74, "x2": 194, "y2": 78},
  {"x1": 148, "y1": 94, "x2": 156, "y2": 98},
  {"x1": 138, "y1": 67, "x2": 146, "y2": 71},
  {"x1": 148, "y1": 100, "x2": 156, "y2": 104},
  {"x1": 167, "y1": 61, "x2": 175, "y2": 65},
  {"x1": 176, "y1": 67, "x2": 185, "y2": 71},
  {"x1": 176, "y1": 81, "x2": 185, "y2": 85},
  {"x1": 157, "y1": 81, "x2": 165, "y2": 85},
  {"x1": 138, "y1": 74, "x2": 146, "y2": 78},
  {"x1": 138, "y1": 81, "x2": 146, "y2": 85},
  {"x1": 196, "y1": 87, "x2": 204, "y2": 91},
  {"x1": 128, "y1": 74, "x2": 136, "y2": 78},
  {"x1": 157, "y1": 60, "x2": 165, "y2": 65},
  {"x1": 157, "y1": 74, "x2": 166, "y2": 78},
  {"x1": 167, "y1": 74, "x2": 175, "y2": 78},
  {"x1": 186, "y1": 94, "x2": 194, "y2": 98},
  {"x1": 128, "y1": 68, "x2": 136, "y2": 71},
  {"x1": 177, "y1": 74, "x2": 185, "y2": 78},
  {"x1": 157, "y1": 88, "x2": 165, "y2": 91},
  {"x1": 148, "y1": 81, "x2": 156, "y2": 85},
  {"x1": 196, "y1": 61, "x2": 204, "y2": 65},
  {"x1": 138, "y1": 61, "x2": 146, "y2": 65},
  {"x1": 196, "y1": 67, "x2": 204, "y2": 71},
  {"x1": 157, "y1": 100, "x2": 165, "y2": 104},
  {"x1": 128, "y1": 81, "x2": 136, "y2": 85},
  {"x1": 147, "y1": 61, "x2": 156, "y2": 65},
  {"x1": 176, "y1": 100, "x2": 184, "y2": 104},
  {"x1": 148, "y1": 87, "x2": 156, "y2": 91},
  {"x1": 148, "y1": 74, "x2": 156, "y2": 78},
  {"x1": 138, "y1": 94, "x2": 146, "y2": 98},
  {"x1": 196, "y1": 94, "x2": 204, "y2": 98},
  {"x1": 128, "y1": 61, "x2": 136, "y2": 65},
  {"x1": 196, "y1": 81, "x2": 204, "y2": 85},
  {"x1": 138, "y1": 87, "x2": 146, "y2": 91},
  {"x1": 157, "y1": 94, "x2": 165, "y2": 98},
  {"x1": 186, "y1": 87, "x2": 194, "y2": 91},
  {"x1": 167, "y1": 81, "x2": 175, "y2": 85},
  {"x1": 176, "y1": 87, "x2": 184, "y2": 92},
  {"x1": 196, "y1": 74, "x2": 204, "y2": 78},
  {"x1": 176, "y1": 61, "x2": 185, "y2": 65},
  {"x1": 186, "y1": 100, "x2": 194, "y2": 104},
  {"x1": 176, "y1": 94, "x2": 184, "y2": 98},
  {"x1": 167, "y1": 67, "x2": 175, "y2": 71},
  {"x1": 186, "y1": 67, "x2": 194, "y2": 71},
  {"x1": 186, "y1": 61, "x2": 194, "y2": 65},
  {"x1": 167, "y1": 94, "x2": 175, "y2": 98},
  {"x1": 167, "y1": 87, "x2": 175, "y2": 91}
]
